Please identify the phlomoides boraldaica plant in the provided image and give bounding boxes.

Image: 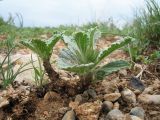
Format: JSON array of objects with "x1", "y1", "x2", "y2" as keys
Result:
[
  {"x1": 58, "y1": 28, "x2": 134, "y2": 89},
  {"x1": 20, "y1": 34, "x2": 61, "y2": 82}
]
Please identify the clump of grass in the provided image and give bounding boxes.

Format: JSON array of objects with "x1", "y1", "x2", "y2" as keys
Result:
[
  {"x1": 0, "y1": 36, "x2": 31, "y2": 89},
  {"x1": 31, "y1": 55, "x2": 47, "y2": 87},
  {"x1": 122, "y1": 0, "x2": 160, "y2": 63},
  {"x1": 133, "y1": 0, "x2": 160, "y2": 46}
]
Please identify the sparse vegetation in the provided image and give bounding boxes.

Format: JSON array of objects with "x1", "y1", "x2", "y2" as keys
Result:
[
  {"x1": 0, "y1": 36, "x2": 31, "y2": 89},
  {"x1": 31, "y1": 55, "x2": 46, "y2": 87},
  {"x1": 0, "y1": 0, "x2": 160, "y2": 119},
  {"x1": 123, "y1": 0, "x2": 160, "y2": 63}
]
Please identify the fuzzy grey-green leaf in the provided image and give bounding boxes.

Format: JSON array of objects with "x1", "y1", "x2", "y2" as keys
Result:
[
  {"x1": 96, "y1": 60, "x2": 129, "y2": 80},
  {"x1": 97, "y1": 37, "x2": 133, "y2": 63}
]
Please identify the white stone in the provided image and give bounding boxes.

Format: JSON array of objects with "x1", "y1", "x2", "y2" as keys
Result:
[
  {"x1": 130, "y1": 115, "x2": 142, "y2": 120},
  {"x1": 106, "y1": 109, "x2": 125, "y2": 120},
  {"x1": 121, "y1": 88, "x2": 136, "y2": 105},
  {"x1": 62, "y1": 110, "x2": 76, "y2": 120},
  {"x1": 138, "y1": 94, "x2": 160, "y2": 104},
  {"x1": 104, "y1": 93, "x2": 121, "y2": 102}
]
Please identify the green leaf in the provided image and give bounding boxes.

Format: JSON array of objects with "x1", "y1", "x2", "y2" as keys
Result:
[
  {"x1": 74, "y1": 32, "x2": 88, "y2": 54},
  {"x1": 58, "y1": 61, "x2": 95, "y2": 74},
  {"x1": 20, "y1": 39, "x2": 48, "y2": 59},
  {"x1": 46, "y1": 34, "x2": 62, "y2": 56},
  {"x1": 150, "y1": 50, "x2": 160, "y2": 59},
  {"x1": 96, "y1": 60, "x2": 130, "y2": 80},
  {"x1": 97, "y1": 37, "x2": 133, "y2": 64},
  {"x1": 58, "y1": 28, "x2": 101, "y2": 75},
  {"x1": 20, "y1": 34, "x2": 61, "y2": 60},
  {"x1": 87, "y1": 27, "x2": 101, "y2": 49},
  {"x1": 34, "y1": 67, "x2": 40, "y2": 76},
  {"x1": 61, "y1": 30, "x2": 98, "y2": 64}
]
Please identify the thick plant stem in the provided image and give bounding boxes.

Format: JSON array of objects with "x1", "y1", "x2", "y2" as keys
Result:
[
  {"x1": 79, "y1": 73, "x2": 92, "y2": 91},
  {"x1": 43, "y1": 59, "x2": 59, "y2": 81},
  {"x1": 37, "y1": 73, "x2": 93, "y2": 97}
]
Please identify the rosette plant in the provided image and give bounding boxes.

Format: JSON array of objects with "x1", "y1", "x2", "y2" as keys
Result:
[
  {"x1": 20, "y1": 34, "x2": 61, "y2": 81},
  {"x1": 58, "y1": 28, "x2": 133, "y2": 89}
]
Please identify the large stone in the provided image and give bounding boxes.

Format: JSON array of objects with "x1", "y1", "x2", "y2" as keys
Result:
[
  {"x1": 62, "y1": 110, "x2": 76, "y2": 120},
  {"x1": 130, "y1": 107, "x2": 145, "y2": 120},
  {"x1": 102, "y1": 101, "x2": 113, "y2": 114},
  {"x1": 129, "y1": 77, "x2": 145, "y2": 92},
  {"x1": 75, "y1": 100, "x2": 102, "y2": 120},
  {"x1": 105, "y1": 109, "x2": 125, "y2": 120},
  {"x1": 104, "y1": 93, "x2": 121, "y2": 102},
  {"x1": 138, "y1": 94, "x2": 160, "y2": 104},
  {"x1": 121, "y1": 88, "x2": 136, "y2": 105},
  {"x1": 87, "y1": 89, "x2": 97, "y2": 99}
]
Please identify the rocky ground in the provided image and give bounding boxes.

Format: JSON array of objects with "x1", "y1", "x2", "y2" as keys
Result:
[{"x1": 0, "y1": 36, "x2": 160, "y2": 120}]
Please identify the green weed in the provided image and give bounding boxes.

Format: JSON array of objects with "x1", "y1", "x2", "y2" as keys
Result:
[
  {"x1": 0, "y1": 37, "x2": 31, "y2": 89},
  {"x1": 31, "y1": 55, "x2": 47, "y2": 87}
]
